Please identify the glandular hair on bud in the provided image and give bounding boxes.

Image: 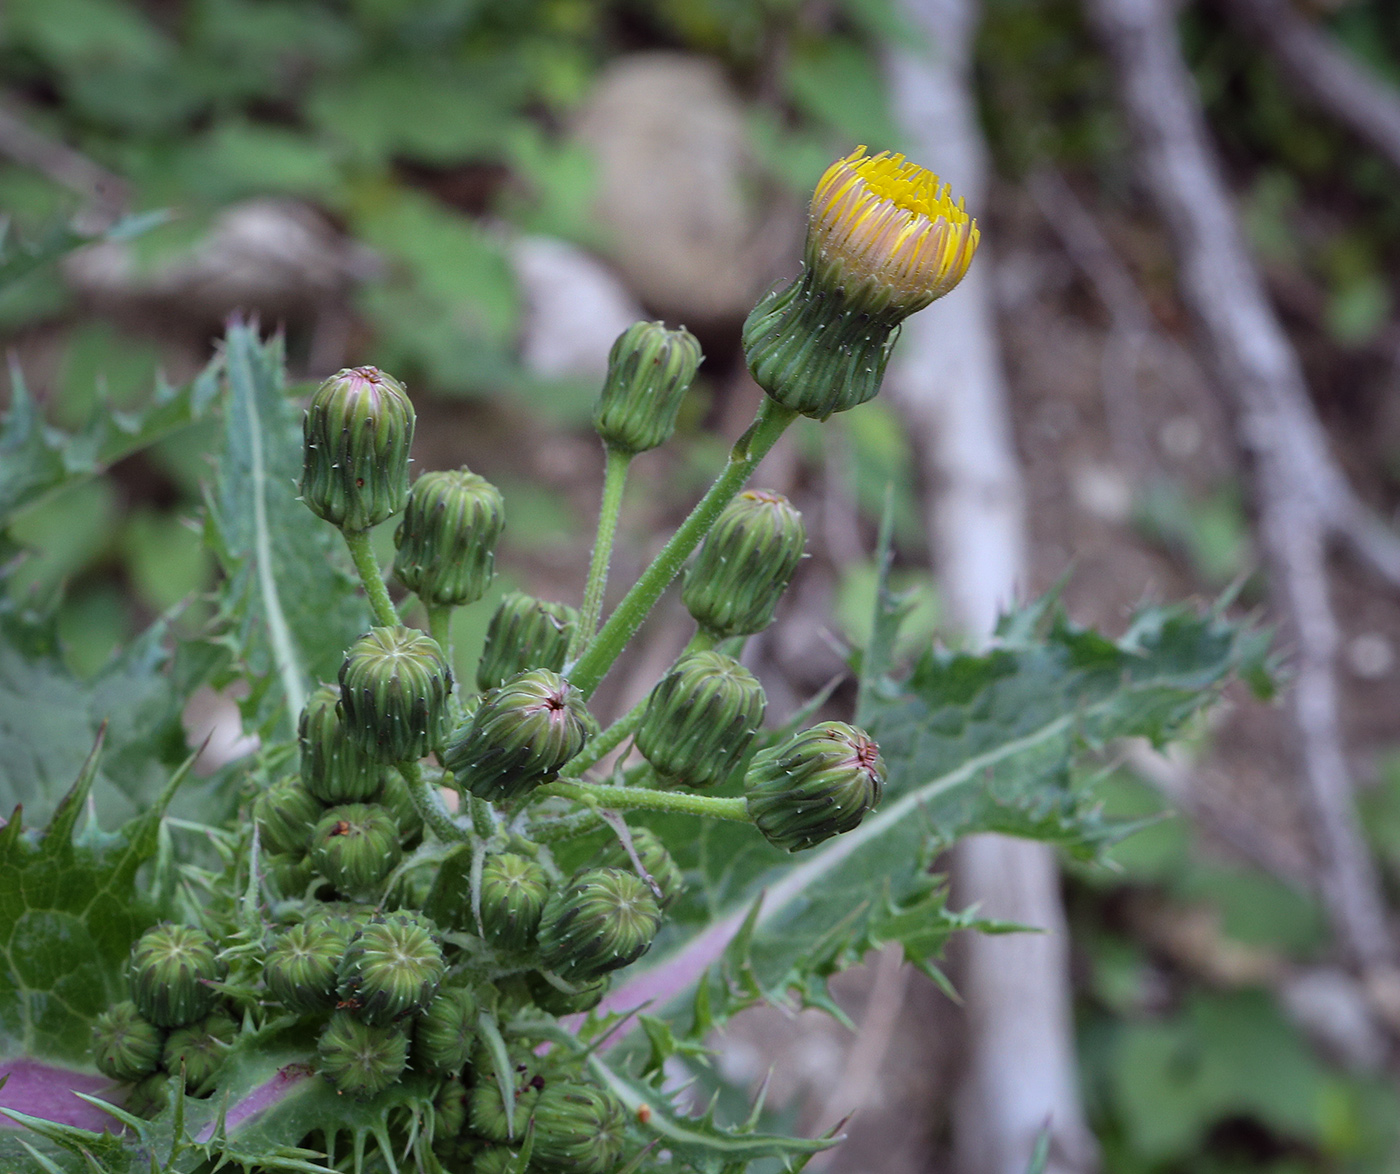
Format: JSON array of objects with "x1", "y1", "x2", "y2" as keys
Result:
[
  {"x1": 413, "y1": 982, "x2": 477, "y2": 1072},
  {"x1": 317, "y1": 1011, "x2": 409, "y2": 1100},
  {"x1": 682, "y1": 490, "x2": 805, "y2": 638},
  {"x1": 477, "y1": 852, "x2": 552, "y2": 951},
  {"x1": 335, "y1": 910, "x2": 445, "y2": 1025},
  {"x1": 128, "y1": 924, "x2": 227, "y2": 1029},
  {"x1": 299, "y1": 683, "x2": 383, "y2": 804},
  {"x1": 635, "y1": 651, "x2": 766, "y2": 788},
  {"x1": 444, "y1": 669, "x2": 591, "y2": 804},
  {"x1": 392, "y1": 467, "x2": 505, "y2": 607},
  {"x1": 300, "y1": 365, "x2": 415, "y2": 533},
  {"x1": 593, "y1": 320, "x2": 702, "y2": 454},
  {"x1": 531, "y1": 1082, "x2": 629, "y2": 1174},
  {"x1": 538, "y1": 867, "x2": 662, "y2": 981},
  {"x1": 161, "y1": 1010, "x2": 236, "y2": 1096},
  {"x1": 476, "y1": 592, "x2": 577, "y2": 692},
  {"x1": 252, "y1": 776, "x2": 324, "y2": 857},
  {"x1": 310, "y1": 803, "x2": 403, "y2": 901},
  {"x1": 596, "y1": 827, "x2": 685, "y2": 911},
  {"x1": 91, "y1": 1001, "x2": 164, "y2": 1083},
  {"x1": 265, "y1": 921, "x2": 344, "y2": 1012},
  {"x1": 339, "y1": 626, "x2": 452, "y2": 763},
  {"x1": 745, "y1": 721, "x2": 886, "y2": 851}
]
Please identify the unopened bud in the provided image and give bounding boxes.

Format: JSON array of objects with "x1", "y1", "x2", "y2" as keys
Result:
[
  {"x1": 91, "y1": 1002, "x2": 164, "y2": 1082},
  {"x1": 593, "y1": 321, "x2": 702, "y2": 454},
  {"x1": 476, "y1": 592, "x2": 577, "y2": 692},
  {"x1": 336, "y1": 911, "x2": 445, "y2": 1025},
  {"x1": 317, "y1": 1011, "x2": 408, "y2": 1099},
  {"x1": 435, "y1": 1077, "x2": 469, "y2": 1138},
  {"x1": 126, "y1": 1073, "x2": 170, "y2": 1118},
  {"x1": 339, "y1": 626, "x2": 452, "y2": 763},
  {"x1": 299, "y1": 683, "x2": 382, "y2": 804},
  {"x1": 414, "y1": 982, "x2": 478, "y2": 1073},
  {"x1": 745, "y1": 721, "x2": 885, "y2": 851},
  {"x1": 162, "y1": 1010, "x2": 236, "y2": 1096},
  {"x1": 444, "y1": 669, "x2": 590, "y2": 803},
  {"x1": 636, "y1": 651, "x2": 765, "y2": 787},
  {"x1": 310, "y1": 803, "x2": 403, "y2": 900},
  {"x1": 300, "y1": 366, "x2": 415, "y2": 532},
  {"x1": 128, "y1": 924, "x2": 226, "y2": 1028},
  {"x1": 253, "y1": 776, "x2": 324, "y2": 857},
  {"x1": 532, "y1": 1082, "x2": 629, "y2": 1174},
  {"x1": 596, "y1": 827, "x2": 685, "y2": 911},
  {"x1": 392, "y1": 467, "x2": 505, "y2": 607},
  {"x1": 265, "y1": 921, "x2": 344, "y2": 1013},
  {"x1": 468, "y1": 1045, "x2": 541, "y2": 1142},
  {"x1": 682, "y1": 490, "x2": 805, "y2": 638},
  {"x1": 525, "y1": 970, "x2": 610, "y2": 1016},
  {"x1": 538, "y1": 868, "x2": 661, "y2": 981},
  {"x1": 478, "y1": 852, "x2": 552, "y2": 952}
]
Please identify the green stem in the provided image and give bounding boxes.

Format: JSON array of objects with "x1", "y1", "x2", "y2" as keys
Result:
[
  {"x1": 397, "y1": 761, "x2": 470, "y2": 844},
  {"x1": 535, "y1": 779, "x2": 750, "y2": 823},
  {"x1": 343, "y1": 529, "x2": 399, "y2": 629},
  {"x1": 427, "y1": 604, "x2": 454, "y2": 657},
  {"x1": 559, "y1": 627, "x2": 718, "y2": 778},
  {"x1": 567, "y1": 398, "x2": 798, "y2": 697},
  {"x1": 570, "y1": 446, "x2": 632, "y2": 661}
]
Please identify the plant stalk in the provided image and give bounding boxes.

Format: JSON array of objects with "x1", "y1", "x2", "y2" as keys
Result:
[
  {"x1": 570, "y1": 446, "x2": 633, "y2": 661},
  {"x1": 535, "y1": 779, "x2": 750, "y2": 823},
  {"x1": 397, "y1": 761, "x2": 470, "y2": 844},
  {"x1": 343, "y1": 528, "x2": 399, "y2": 629},
  {"x1": 427, "y1": 604, "x2": 453, "y2": 657},
  {"x1": 567, "y1": 397, "x2": 798, "y2": 697}
]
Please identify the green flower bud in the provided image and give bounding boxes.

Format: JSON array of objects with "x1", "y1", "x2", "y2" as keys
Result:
[
  {"x1": 444, "y1": 670, "x2": 591, "y2": 804},
  {"x1": 532, "y1": 1082, "x2": 628, "y2": 1174},
  {"x1": 474, "y1": 1147, "x2": 526, "y2": 1174},
  {"x1": 377, "y1": 766, "x2": 424, "y2": 844},
  {"x1": 596, "y1": 827, "x2": 685, "y2": 911},
  {"x1": 635, "y1": 652, "x2": 765, "y2": 787},
  {"x1": 304, "y1": 901, "x2": 375, "y2": 949},
  {"x1": 339, "y1": 626, "x2": 453, "y2": 764},
  {"x1": 317, "y1": 1011, "x2": 409, "y2": 1099},
  {"x1": 476, "y1": 593, "x2": 577, "y2": 692},
  {"x1": 592, "y1": 320, "x2": 702, "y2": 454},
  {"x1": 125, "y1": 1072, "x2": 170, "y2": 1118},
  {"x1": 745, "y1": 721, "x2": 885, "y2": 851},
  {"x1": 265, "y1": 921, "x2": 344, "y2": 1012},
  {"x1": 525, "y1": 971, "x2": 610, "y2": 1016},
  {"x1": 435, "y1": 1077, "x2": 469, "y2": 1139},
  {"x1": 538, "y1": 868, "x2": 661, "y2": 981},
  {"x1": 336, "y1": 911, "x2": 445, "y2": 1025},
  {"x1": 743, "y1": 148, "x2": 977, "y2": 419},
  {"x1": 682, "y1": 490, "x2": 805, "y2": 638},
  {"x1": 128, "y1": 924, "x2": 226, "y2": 1028},
  {"x1": 300, "y1": 365, "x2": 415, "y2": 532},
  {"x1": 252, "y1": 776, "x2": 324, "y2": 857},
  {"x1": 311, "y1": 803, "x2": 403, "y2": 901},
  {"x1": 299, "y1": 683, "x2": 383, "y2": 804},
  {"x1": 161, "y1": 1010, "x2": 236, "y2": 1096},
  {"x1": 263, "y1": 851, "x2": 316, "y2": 899},
  {"x1": 393, "y1": 467, "x2": 505, "y2": 607},
  {"x1": 478, "y1": 852, "x2": 552, "y2": 952},
  {"x1": 414, "y1": 982, "x2": 478, "y2": 1072},
  {"x1": 91, "y1": 1001, "x2": 164, "y2": 1082},
  {"x1": 468, "y1": 1047, "x2": 541, "y2": 1142}
]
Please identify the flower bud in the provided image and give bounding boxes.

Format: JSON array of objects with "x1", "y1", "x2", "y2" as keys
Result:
[
  {"x1": 444, "y1": 670, "x2": 590, "y2": 803},
  {"x1": 478, "y1": 852, "x2": 552, "y2": 952},
  {"x1": 377, "y1": 766, "x2": 424, "y2": 844},
  {"x1": 392, "y1": 467, "x2": 505, "y2": 607},
  {"x1": 311, "y1": 803, "x2": 402, "y2": 900},
  {"x1": 161, "y1": 1010, "x2": 236, "y2": 1096},
  {"x1": 538, "y1": 868, "x2": 661, "y2": 981},
  {"x1": 525, "y1": 970, "x2": 610, "y2": 1016},
  {"x1": 746, "y1": 721, "x2": 885, "y2": 851},
  {"x1": 336, "y1": 911, "x2": 445, "y2": 1025},
  {"x1": 126, "y1": 1073, "x2": 170, "y2": 1118},
  {"x1": 635, "y1": 652, "x2": 765, "y2": 788},
  {"x1": 468, "y1": 1046, "x2": 541, "y2": 1142},
  {"x1": 532, "y1": 1083, "x2": 628, "y2": 1174},
  {"x1": 265, "y1": 921, "x2": 344, "y2": 1013},
  {"x1": 91, "y1": 1001, "x2": 164, "y2": 1082},
  {"x1": 476, "y1": 592, "x2": 577, "y2": 692},
  {"x1": 592, "y1": 321, "x2": 702, "y2": 454},
  {"x1": 744, "y1": 147, "x2": 978, "y2": 419},
  {"x1": 128, "y1": 924, "x2": 226, "y2": 1028},
  {"x1": 317, "y1": 1011, "x2": 409, "y2": 1099},
  {"x1": 682, "y1": 490, "x2": 805, "y2": 638},
  {"x1": 252, "y1": 776, "x2": 324, "y2": 857},
  {"x1": 300, "y1": 365, "x2": 415, "y2": 532},
  {"x1": 263, "y1": 851, "x2": 315, "y2": 899},
  {"x1": 299, "y1": 683, "x2": 383, "y2": 804},
  {"x1": 435, "y1": 1076, "x2": 469, "y2": 1138},
  {"x1": 414, "y1": 982, "x2": 478, "y2": 1073},
  {"x1": 339, "y1": 627, "x2": 453, "y2": 764},
  {"x1": 473, "y1": 1148, "x2": 525, "y2": 1174},
  {"x1": 596, "y1": 827, "x2": 685, "y2": 911}
]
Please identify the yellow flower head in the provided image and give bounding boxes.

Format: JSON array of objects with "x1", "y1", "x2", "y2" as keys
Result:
[{"x1": 807, "y1": 146, "x2": 979, "y2": 314}]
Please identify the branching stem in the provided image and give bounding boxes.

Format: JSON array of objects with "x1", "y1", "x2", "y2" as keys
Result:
[{"x1": 397, "y1": 761, "x2": 470, "y2": 844}]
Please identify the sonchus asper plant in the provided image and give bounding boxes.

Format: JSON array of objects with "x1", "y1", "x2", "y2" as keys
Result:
[{"x1": 0, "y1": 147, "x2": 1271, "y2": 1174}]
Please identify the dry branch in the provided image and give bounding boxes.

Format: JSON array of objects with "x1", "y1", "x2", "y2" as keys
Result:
[{"x1": 1086, "y1": 0, "x2": 1395, "y2": 972}]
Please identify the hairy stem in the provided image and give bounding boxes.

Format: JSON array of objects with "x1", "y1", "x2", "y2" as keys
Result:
[
  {"x1": 397, "y1": 761, "x2": 470, "y2": 844},
  {"x1": 535, "y1": 779, "x2": 750, "y2": 823},
  {"x1": 343, "y1": 528, "x2": 399, "y2": 629},
  {"x1": 427, "y1": 604, "x2": 453, "y2": 657},
  {"x1": 566, "y1": 398, "x2": 798, "y2": 697},
  {"x1": 570, "y1": 446, "x2": 633, "y2": 661}
]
